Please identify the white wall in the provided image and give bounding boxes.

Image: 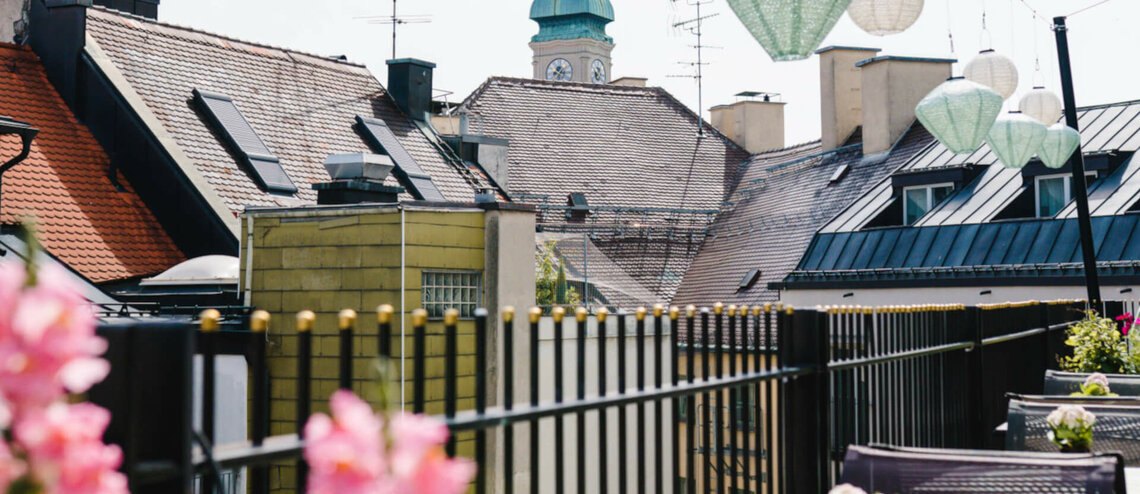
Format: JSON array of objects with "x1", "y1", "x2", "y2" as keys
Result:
[
  {"x1": 504, "y1": 314, "x2": 676, "y2": 493},
  {"x1": 782, "y1": 284, "x2": 1140, "y2": 307},
  {"x1": 0, "y1": 0, "x2": 25, "y2": 43}
]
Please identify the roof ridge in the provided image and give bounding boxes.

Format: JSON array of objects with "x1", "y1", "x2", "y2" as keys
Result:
[
  {"x1": 0, "y1": 42, "x2": 31, "y2": 52},
  {"x1": 86, "y1": 5, "x2": 367, "y2": 69}
]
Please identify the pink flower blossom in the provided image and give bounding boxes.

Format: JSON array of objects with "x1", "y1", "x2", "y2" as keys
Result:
[
  {"x1": 14, "y1": 402, "x2": 127, "y2": 494},
  {"x1": 0, "y1": 440, "x2": 26, "y2": 492},
  {"x1": 0, "y1": 262, "x2": 109, "y2": 413},
  {"x1": 1117, "y1": 313, "x2": 1135, "y2": 336},
  {"x1": 304, "y1": 391, "x2": 476, "y2": 494},
  {"x1": 304, "y1": 390, "x2": 385, "y2": 494}
]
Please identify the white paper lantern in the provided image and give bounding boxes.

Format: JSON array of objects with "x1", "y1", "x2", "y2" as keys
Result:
[
  {"x1": 1019, "y1": 86, "x2": 1064, "y2": 125},
  {"x1": 726, "y1": 0, "x2": 852, "y2": 61},
  {"x1": 846, "y1": 0, "x2": 924, "y2": 36},
  {"x1": 987, "y1": 112, "x2": 1048, "y2": 169},
  {"x1": 1038, "y1": 123, "x2": 1081, "y2": 169},
  {"x1": 964, "y1": 49, "x2": 1019, "y2": 100},
  {"x1": 915, "y1": 78, "x2": 1004, "y2": 154}
]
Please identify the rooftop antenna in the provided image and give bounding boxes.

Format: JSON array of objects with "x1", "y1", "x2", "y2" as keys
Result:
[
  {"x1": 356, "y1": 0, "x2": 432, "y2": 59},
  {"x1": 668, "y1": 0, "x2": 718, "y2": 137}
]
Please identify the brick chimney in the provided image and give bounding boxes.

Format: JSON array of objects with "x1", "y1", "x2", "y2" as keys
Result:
[
  {"x1": 818, "y1": 46, "x2": 880, "y2": 151},
  {"x1": 386, "y1": 58, "x2": 436, "y2": 123},
  {"x1": 709, "y1": 92, "x2": 785, "y2": 153},
  {"x1": 857, "y1": 55, "x2": 954, "y2": 155}
]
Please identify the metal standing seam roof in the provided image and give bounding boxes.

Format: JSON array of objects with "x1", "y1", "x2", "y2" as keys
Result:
[
  {"x1": 823, "y1": 100, "x2": 1140, "y2": 233},
  {"x1": 671, "y1": 124, "x2": 936, "y2": 307},
  {"x1": 83, "y1": 7, "x2": 497, "y2": 213},
  {"x1": 0, "y1": 43, "x2": 184, "y2": 283},
  {"x1": 788, "y1": 214, "x2": 1140, "y2": 286}
]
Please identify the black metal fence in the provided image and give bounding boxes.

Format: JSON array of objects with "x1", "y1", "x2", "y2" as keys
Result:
[{"x1": 92, "y1": 300, "x2": 1113, "y2": 493}]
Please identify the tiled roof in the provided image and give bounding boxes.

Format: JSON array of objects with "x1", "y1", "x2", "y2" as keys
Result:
[
  {"x1": 459, "y1": 77, "x2": 750, "y2": 303},
  {"x1": 672, "y1": 125, "x2": 935, "y2": 306},
  {"x1": 458, "y1": 77, "x2": 750, "y2": 212},
  {"x1": 0, "y1": 43, "x2": 183, "y2": 283},
  {"x1": 84, "y1": 7, "x2": 493, "y2": 212}
]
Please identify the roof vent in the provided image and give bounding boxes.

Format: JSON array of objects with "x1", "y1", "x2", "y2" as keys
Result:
[
  {"x1": 313, "y1": 153, "x2": 405, "y2": 205},
  {"x1": 567, "y1": 193, "x2": 589, "y2": 222}
]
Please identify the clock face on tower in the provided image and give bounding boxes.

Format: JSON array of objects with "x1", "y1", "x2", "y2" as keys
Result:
[
  {"x1": 591, "y1": 59, "x2": 607, "y2": 84},
  {"x1": 546, "y1": 58, "x2": 573, "y2": 82}
]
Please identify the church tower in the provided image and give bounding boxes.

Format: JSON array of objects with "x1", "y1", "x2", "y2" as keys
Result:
[{"x1": 529, "y1": 0, "x2": 615, "y2": 84}]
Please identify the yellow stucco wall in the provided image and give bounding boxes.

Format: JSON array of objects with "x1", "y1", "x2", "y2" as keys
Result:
[{"x1": 242, "y1": 206, "x2": 487, "y2": 492}]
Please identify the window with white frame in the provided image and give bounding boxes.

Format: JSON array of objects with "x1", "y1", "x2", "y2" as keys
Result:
[
  {"x1": 1035, "y1": 173, "x2": 1096, "y2": 218},
  {"x1": 903, "y1": 183, "x2": 954, "y2": 225},
  {"x1": 421, "y1": 271, "x2": 482, "y2": 319}
]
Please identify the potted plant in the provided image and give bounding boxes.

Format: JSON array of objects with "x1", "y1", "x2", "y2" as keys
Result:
[{"x1": 1046, "y1": 405, "x2": 1096, "y2": 453}]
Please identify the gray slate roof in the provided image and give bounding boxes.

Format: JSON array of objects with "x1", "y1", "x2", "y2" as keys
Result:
[
  {"x1": 672, "y1": 125, "x2": 935, "y2": 306},
  {"x1": 85, "y1": 7, "x2": 494, "y2": 212},
  {"x1": 458, "y1": 77, "x2": 751, "y2": 303},
  {"x1": 458, "y1": 77, "x2": 750, "y2": 212}
]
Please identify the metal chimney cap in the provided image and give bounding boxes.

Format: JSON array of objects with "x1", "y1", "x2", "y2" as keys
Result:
[{"x1": 323, "y1": 153, "x2": 395, "y2": 181}]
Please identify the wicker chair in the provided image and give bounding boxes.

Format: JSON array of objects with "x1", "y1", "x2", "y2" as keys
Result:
[
  {"x1": 840, "y1": 444, "x2": 1124, "y2": 493},
  {"x1": 1045, "y1": 370, "x2": 1140, "y2": 396},
  {"x1": 1006, "y1": 396, "x2": 1140, "y2": 466}
]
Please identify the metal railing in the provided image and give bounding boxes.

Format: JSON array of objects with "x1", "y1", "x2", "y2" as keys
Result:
[{"x1": 95, "y1": 299, "x2": 1115, "y2": 493}]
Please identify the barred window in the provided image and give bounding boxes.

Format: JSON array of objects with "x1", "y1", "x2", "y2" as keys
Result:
[{"x1": 421, "y1": 271, "x2": 482, "y2": 319}]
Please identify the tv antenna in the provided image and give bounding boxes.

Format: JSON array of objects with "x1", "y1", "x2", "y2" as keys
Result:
[
  {"x1": 668, "y1": 0, "x2": 718, "y2": 137},
  {"x1": 356, "y1": 0, "x2": 432, "y2": 60}
]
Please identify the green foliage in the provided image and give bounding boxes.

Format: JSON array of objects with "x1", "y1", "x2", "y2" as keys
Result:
[
  {"x1": 536, "y1": 241, "x2": 580, "y2": 308},
  {"x1": 1061, "y1": 311, "x2": 1140, "y2": 374},
  {"x1": 1071, "y1": 382, "x2": 1117, "y2": 397}
]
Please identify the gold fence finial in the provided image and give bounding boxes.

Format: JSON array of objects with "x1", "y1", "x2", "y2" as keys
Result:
[
  {"x1": 685, "y1": 305, "x2": 696, "y2": 318},
  {"x1": 444, "y1": 308, "x2": 460, "y2": 326},
  {"x1": 576, "y1": 307, "x2": 588, "y2": 322},
  {"x1": 727, "y1": 304, "x2": 738, "y2": 316},
  {"x1": 528, "y1": 307, "x2": 542, "y2": 324},
  {"x1": 250, "y1": 310, "x2": 270, "y2": 333},
  {"x1": 411, "y1": 309, "x2": 428, "y2": 327},
  {"x1": 597, "y1": 307, "x2": 609, "y2": 322},
  {"x1": 552, "y1": 306, "x2": 566, "y2": 323},
  {"x1": 296, "y1": 310, "x2": 315, "y2": 332},
  {"x1": 338, "y1": 309, "x2": 357, "y2": 330},
  {"x1": 669, "y1": 306, "x2": 680, "y2": 320},
  {"x1": 377, "y1": 304, "x2": 394, "y2": 324},
  {"x1": 635, "y1": 307, "x2": 647, "y2": 321},
  {"x1": 199, "y1": 309, "x2": 221, "y2": 333},
  {"x1": 653, "y1": 304, "x2": 664, "y2": 317},
  {"x1": 503, "y1": 306, "x2": 516, "y2": 323},
  {"x1": 713, "y1": 302, "x2": 724, "y2": 315}
]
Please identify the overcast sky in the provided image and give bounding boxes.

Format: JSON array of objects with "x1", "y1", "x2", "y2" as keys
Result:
[{"x1": 161, "y1": 0, "x2": 1134, "y2": 146}]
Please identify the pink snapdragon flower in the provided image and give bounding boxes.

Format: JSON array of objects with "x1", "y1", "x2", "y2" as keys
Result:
[
  {"x1": 0, "y1": 262, "x2": 109, "y2": 413},
  {"x1": 14, "y1": 402, "x2": 127, "y2": 494},
  {"x1": 304, "y1": 390, "x2": 476, "y2": 494},
  {"x1": 304, "y1": 391, "x2": 385, "y2": 494}
]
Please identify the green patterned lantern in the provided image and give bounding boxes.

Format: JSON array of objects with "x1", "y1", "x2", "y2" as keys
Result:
[
  {"x1": 726, "y1": 0, "x2": 852, "y2": 62},
  {"x1": 987, "y1": 112, "x2": 1048, "y2": 169},
  {"x1": 915, "y1": 77, "x2": 1004, "y2": 154},
  {"x1": 1038, "y1": 123, "x2": 1082, "y2": 169}
]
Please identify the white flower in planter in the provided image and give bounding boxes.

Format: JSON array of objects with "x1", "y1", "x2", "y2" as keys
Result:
[{"x1": 829, "y1": 484, "x2": 869, "y2": 494}]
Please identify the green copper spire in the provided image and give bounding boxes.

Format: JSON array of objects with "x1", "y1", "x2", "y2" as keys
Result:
[{"x1": 530, "y1": 0, "x2": 615, "y2": 44}]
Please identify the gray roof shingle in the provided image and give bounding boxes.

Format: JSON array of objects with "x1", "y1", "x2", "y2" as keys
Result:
[
  {"x1": 85, "y1": 7, "x2": 493, "y2": 212},
  {"x1": 672, "y1": 125, "x2": 935, "y2": 306}
]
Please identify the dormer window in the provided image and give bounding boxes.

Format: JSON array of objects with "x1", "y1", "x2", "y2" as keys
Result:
[
  {"x1": 1035, "y1": 172, "x2": 1096, "y2": 218},
  {"x1": 903, "y1": 183, "x2": 953, "y2": 225}
]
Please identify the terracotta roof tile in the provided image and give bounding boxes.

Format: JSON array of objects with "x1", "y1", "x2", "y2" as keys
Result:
[{"x1": 0, "y1": 44, "x2": 184, "y2": 283}]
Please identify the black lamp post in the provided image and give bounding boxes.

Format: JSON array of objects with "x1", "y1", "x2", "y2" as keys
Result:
[{"x1": 1052, "y1": 16, "x2": 1101, "y2": 304}]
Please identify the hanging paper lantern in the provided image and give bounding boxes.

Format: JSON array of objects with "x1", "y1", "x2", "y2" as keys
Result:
[
  {"x1": 915, "y1": 78, "x2": 1004, "y2": 154},
  {"x1": 964, "y1": 49, "x2": 1019, "y2": 100},
  {"x1": 725, "y1": 0, "x2": 852, "y2": 62},
  {"x1": 1038, "y1": 123, "x2": 1081, "y2": 169},
  {"x1": 1019, "y1": 86, "x2": 1064, "y2": 124},
  {"x1": 987, "y1": 112, "x2": 1048, "y2": 169},
  {"x1": 846, "y1": 0, "x2": 924, "y2": 36}
]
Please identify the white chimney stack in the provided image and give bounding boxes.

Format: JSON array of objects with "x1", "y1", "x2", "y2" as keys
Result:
[
  {"x1": 709, "y1": 92, "x2": 786, "y2": 154},
  {"x1": 818, "y1": 46, "x2": 880, "y2": 151}
]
